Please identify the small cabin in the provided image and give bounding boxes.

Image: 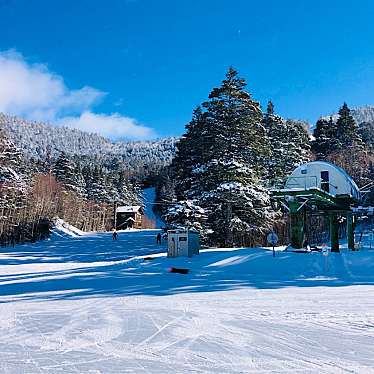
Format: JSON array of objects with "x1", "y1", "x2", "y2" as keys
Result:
[
  {"x1": 284, "y1": 161, "x2": 361, "y2": 201},
  {"x1": 116, "y1": 206, "x2": 143, "y2": 229},
  {"x1": 167, "y1": 229, "x2": 200, "y2": 258}
]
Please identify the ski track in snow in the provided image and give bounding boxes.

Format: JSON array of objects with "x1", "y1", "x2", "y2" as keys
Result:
[{"x1": 0, "y1": 230, "x2": 374, "y2": 372}]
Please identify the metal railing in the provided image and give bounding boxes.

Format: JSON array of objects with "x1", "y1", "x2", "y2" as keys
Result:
[{"x1": 272, "y1": 175, "x2": 338, "y2": 195}]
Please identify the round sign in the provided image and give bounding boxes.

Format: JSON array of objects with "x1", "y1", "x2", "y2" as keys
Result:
[{"x1": 267, "y1": 232, "x2": 278, "y2": 246}]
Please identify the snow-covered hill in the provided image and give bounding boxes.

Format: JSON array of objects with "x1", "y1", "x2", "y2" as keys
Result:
[
  {"x1": 322, "y1": 104, "x2": 374, "y2": 124},
  {"x1": 1, "y1": 230, "x2": 374, "y2": 372},
  {"x1": 0, "y1": 112, "x2": 178, "y2": 166}
]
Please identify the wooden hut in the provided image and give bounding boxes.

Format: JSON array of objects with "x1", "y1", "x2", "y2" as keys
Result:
[{"x1": 116, "y1": 206, "x2": 143, "y2": 229}]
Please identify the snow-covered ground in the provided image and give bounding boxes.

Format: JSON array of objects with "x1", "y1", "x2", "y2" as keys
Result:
[{"x1": 1, "y1": 229, "x2": 374, "y2": 373}]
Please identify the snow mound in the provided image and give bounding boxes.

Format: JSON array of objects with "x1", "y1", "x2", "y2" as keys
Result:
[{"x1": 53, "y1": 218, "x2": 86, "y2": 238}]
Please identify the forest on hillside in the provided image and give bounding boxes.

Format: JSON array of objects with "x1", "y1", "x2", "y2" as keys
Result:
[
  {"x1": 0, "y1": 130, "x2": 144, "y2": 245},
  {"x1": 0, "y1": 114, "x2": 177, "y2": 245},
  {"x1": 1, "y1": 68, "x2": 374, "y2": 247},
  {"x1": 0, "y1": 113, "x2": 177, "y2": 181},
  {"x1": 0, "y1": 119, "x2": 175, "y2": 245}
]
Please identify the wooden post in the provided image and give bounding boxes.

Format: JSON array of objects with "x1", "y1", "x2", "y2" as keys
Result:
[
  {"x1": 329, "y1": 214, "x2": 339, "y2": 253},
  {"x1": 113, "y1": 201, "x2": 117, "y2": 230}
]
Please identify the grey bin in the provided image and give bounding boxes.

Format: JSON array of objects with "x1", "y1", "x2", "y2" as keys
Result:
[{"x1": 167, "y1": 229, "x2": 200, "y2": 258}]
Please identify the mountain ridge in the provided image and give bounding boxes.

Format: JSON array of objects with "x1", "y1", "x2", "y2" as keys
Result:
[{"x1": 0, "y1": 112, "x2": 178, "y2": 171}]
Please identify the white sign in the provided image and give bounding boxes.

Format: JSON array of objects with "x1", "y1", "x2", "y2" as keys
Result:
[{"x1": 267, "y1": 232, "x2": 278, "y2": 246}]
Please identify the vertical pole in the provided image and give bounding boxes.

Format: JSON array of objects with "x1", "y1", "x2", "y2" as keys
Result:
[
  {"x1": 289, "y1": 201, "x2": 304, "y2": 249},
  {"x1": 329, "y1": 214, "x2": 339, "y2": 253},
  {"x1": 347, "y1": 213, "x2": 354, "y2": 251},
  {"x1": 113, "y1": 201, "x2": 117, "y2": 230},
  {"x1": 226, "y1": 202, "x2": 232, "y2": 247}
]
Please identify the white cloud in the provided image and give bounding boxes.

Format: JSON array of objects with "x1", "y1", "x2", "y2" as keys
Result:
[
  {"x1": 58, "y1": 111, "x2": 156, "y2": 140},
  {"x1": 0, "y1": 50, "x2": 156, "y2": 140}
]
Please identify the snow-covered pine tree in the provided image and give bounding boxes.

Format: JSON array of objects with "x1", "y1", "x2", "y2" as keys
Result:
[
  {"x1": 263, "y1": 101, "x2": 288, "y2": 185},
  {"x1": 312, "y1": 117, "x2": 336, "y2": 159},
  {"x1": 83, "y1": 165, "x2": 111, "y2": 202},
  {"x1": 53, "y1": 152, "x2": 85, "y2": 196},
  {"x1": 0, "y1": 126, "x2": 28, "y2": 210},
  {"x1": 283, "y1": 119, "x2": 311, "y2": 170},
  {"x1": 0, "y1": 128, "x2": 29, "y2": 244},
  {"x1": 335, "y1": 103, "x2": 364, "y2": 150},
  {"x1": 172, "y1": 106, "x2": 208, "y2": 200},
  {"x1": 163, "y1": 200, "x2": 207, "y2": 232},
  {"x1": 263, "y1": 102, "x2": 311, "y2": 186},
  {"x1": 0, "y1": 128, "x2": 28, "y2": 187},
  {"x1": 359, "y1": 121, "x2": 374, "y2": 148},
  {"x1": 115, "y1": 170, "x2": 133, "y2": 205},
  {"x1": 166, "y1": 67, "x2": 276, "y2": 246}
]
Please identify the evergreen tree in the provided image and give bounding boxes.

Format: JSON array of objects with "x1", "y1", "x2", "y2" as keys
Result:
[
  {"x1": 0, "y1": 128, "x2": 28, "y2": 186},
  {"x1": 0, "y1": 128, "x2": 28, "y2": 209},
  {"x1": 359, "y1": 121, "x2": 374, "y2": 148},
  {"x1": 312, "y1": 117, "x2": 336, "y2": 159},
  {"x1": 166, "y1": 68, "x2": 276, "y2": 246},
  {"x1": 163, "y1": 200, "x2": 207, "y2": 232},
  {"x1": 264, "y1": 103, "x2": 311, "y2": 185},
  {"x1": 335, "y1": 103, "x2": 363, "y2": 150},
  {"x1": 172, "y1": 106, "x2": 208, "y2": 200},
  {"x1": 84, "y1": 165, "x2": 110, "y2": 202},
  {"x1": 263, "y1": 101, "x2": 288, "y2": 185},
  {"x1": 283, "y1": 119, "x2": 311, "y2": 170},
  {"x1": 53, "y1": 152, "x2": 85, "y2": 195}
]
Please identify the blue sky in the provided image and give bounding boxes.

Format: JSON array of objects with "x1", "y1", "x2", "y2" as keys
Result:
[{"x1": 1, "y1": 0, "x2": 374, "y2": 139}]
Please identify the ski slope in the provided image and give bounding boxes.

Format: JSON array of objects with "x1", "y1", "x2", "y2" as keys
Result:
[
  {"x1": 1, "y1": 229, "x2": 374, "y2": 373},
  {"x1": 142, "y1": 187, "x2": 164, "y2": 228}
]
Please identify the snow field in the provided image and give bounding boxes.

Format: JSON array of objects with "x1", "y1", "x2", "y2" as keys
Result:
[{"x1": 0, "y1": 230, "x2": 374, "y2": 373}]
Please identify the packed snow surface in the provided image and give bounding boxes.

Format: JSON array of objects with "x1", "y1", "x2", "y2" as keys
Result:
[{"x1": 1, "y1": 229, "x2": 374, "y2": 373}]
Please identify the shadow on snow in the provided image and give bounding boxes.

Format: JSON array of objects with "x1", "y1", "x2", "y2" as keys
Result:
[{"x1": 1, "y1": 230, "x2": 374, "y2": 303}]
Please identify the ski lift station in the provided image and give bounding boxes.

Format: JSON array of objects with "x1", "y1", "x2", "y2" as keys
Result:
[
  {"x1": 167, "y1": 229, "x2": 200, "y2": 258},
  {"x1": 285, "y1": 161, "x2": 361, "y2": 200},
  {"x1": 271, "y1": 161, "x2": 362, "y2": 252}
]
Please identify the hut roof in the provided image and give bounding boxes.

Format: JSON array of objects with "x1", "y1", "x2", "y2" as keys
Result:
[{"x1": 116, "y1": 205, "x2": 142, "y2": 213}]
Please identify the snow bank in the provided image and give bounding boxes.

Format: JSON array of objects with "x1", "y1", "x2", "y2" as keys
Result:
[{"x1": 52, "y1": 218, "x2": 86, "y2": 238}]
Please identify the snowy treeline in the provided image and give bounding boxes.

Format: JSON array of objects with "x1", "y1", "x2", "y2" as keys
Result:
[
  {"x1": 161, "y1": 68, "x2": 311, "y2": 247},
  {"x1": 321, "y1": 105, "x2": 374, "y2": 149},
  {"x1": 313, "y1": 103, "x2": 374, "y2": 204},
  {"x1": 350, "y1": 105, "x2": 374, "y2": 124},
  {"x1": 0, "y1": 112, "x2": 177, "y2": 177}
]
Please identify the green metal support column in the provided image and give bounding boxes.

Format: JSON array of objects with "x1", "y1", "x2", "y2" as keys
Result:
[
  {"x1": 289, "y1": 201, "x2": 304, "y2": 249},
  {"x1": 329, "y1": 214, "x2": 340, "y2": 252},
  {"x1": 347, "y1": 214, "x2": 354, "y2": 250}
]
